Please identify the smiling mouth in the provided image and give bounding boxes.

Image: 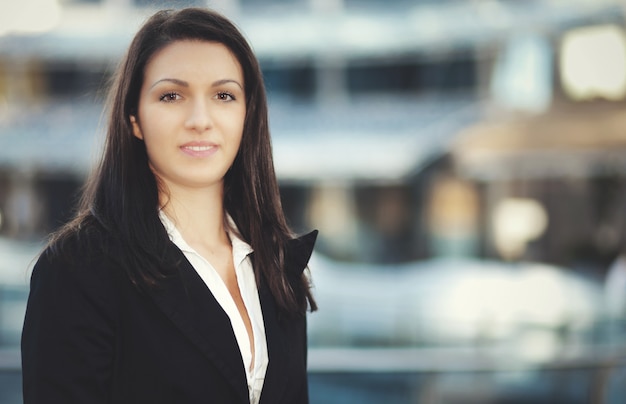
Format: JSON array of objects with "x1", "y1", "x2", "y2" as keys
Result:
[
  {"x1": 180, "y1": 143, "x2": 218, "y2": 157},
  {"x1": 182, "y1": 145, "x2": 215, "y2": 152}
]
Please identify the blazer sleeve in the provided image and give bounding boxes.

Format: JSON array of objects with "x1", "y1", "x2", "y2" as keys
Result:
[{"x1": 21, "y1": 246, "x2": 118, "y2": 404}]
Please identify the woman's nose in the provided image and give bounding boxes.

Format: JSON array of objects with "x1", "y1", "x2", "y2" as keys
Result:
[{"x1": 184, "y1": 99, "x2": 213, "y2": 132}]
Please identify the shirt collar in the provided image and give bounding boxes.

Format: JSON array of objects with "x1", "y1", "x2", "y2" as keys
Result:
[
  {"x1": 159, "y1": 210, "x2": 254, "y2": 263},
  {"x1": 226, "y1": 214, "x2": 255, "y2": 265}
]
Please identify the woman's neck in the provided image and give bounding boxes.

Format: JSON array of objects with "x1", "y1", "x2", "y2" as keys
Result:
[{"x1": 159, "y1": 182, "x2": 229, "y2": 249}]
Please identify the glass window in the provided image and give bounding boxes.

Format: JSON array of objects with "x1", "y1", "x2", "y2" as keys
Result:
[
  {"x1": 347, "y1": 56, "x2": 477, "y2": 95},
  {"x1": 347, "y1": 61, "x2": 419, "y2": 94},
  {"x1": 262, "y1": 63, "x2": 315, "y2": 100},
  {"x1": 43, "y1": 62, "x2": 110, "y2": 99},
  {"x1": 419, "y1": 57, "x2": 477, "y2": 92}
]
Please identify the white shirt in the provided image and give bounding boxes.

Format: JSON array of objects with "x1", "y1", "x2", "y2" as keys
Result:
[{"x1": 159, "y1": 212, "x2": 268, "y2": 404}]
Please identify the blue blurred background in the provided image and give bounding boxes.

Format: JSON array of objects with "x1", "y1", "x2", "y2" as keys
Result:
[{"x1": 1, "y1": 0, "x2": 626, "y2": 403}]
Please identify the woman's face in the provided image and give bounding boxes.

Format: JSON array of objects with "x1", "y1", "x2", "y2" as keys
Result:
[{"x1": 131, "y1": 40, "x2": 246, "y2": 195}]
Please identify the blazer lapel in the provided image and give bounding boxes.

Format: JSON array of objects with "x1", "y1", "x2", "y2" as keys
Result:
[
  {"x1": 146, "y1": 243, "x2": 249, "y2": 403},
  {"x1": 145, "y1": 231, "x2": 318, "y2": 404},
  {"x1": 257, "y1": 277, "x2": 289, "y2": 403}
]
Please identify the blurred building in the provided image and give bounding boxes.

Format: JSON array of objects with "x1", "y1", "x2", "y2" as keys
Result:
[
  {"x1": 2, "y1": 1, "x2": 626, "y2": 403},
  {"x1": 0, "y1": 0, "x2": 624, "y2": 266},
  {"x1": 452, "y1": 21, "x2": 626, "y2": 274}
]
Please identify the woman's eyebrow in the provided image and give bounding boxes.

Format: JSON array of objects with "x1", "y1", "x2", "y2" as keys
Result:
[
  {"x1": 150, "y1": 78, "x2": 188, "y2": 90},
  {"x1": 212, "y1": 78, "x2": 243, "y2": 90},
  {"x1": 149, "y1": 78, "x2": 243, "y2": 90}
]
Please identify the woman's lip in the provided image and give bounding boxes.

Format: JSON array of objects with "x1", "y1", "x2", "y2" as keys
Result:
[{"x1": 180, "y1": 142, "x2": 218, "y2": 157}]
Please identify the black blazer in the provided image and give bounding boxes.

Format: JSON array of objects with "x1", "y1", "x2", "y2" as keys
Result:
[{"x1": 21, "y1": 225, "x2": 317, "y2": 404}]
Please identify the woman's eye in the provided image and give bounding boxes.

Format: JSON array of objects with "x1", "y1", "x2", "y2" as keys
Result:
[
  {"x1": 159, "y1": 92, "x2": 181, "y2": 102},
  {"x1": 216, "y1": 92, "x2": 235, "y2": 101}
]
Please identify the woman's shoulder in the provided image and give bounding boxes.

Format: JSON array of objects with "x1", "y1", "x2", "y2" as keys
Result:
[
  {"x1": 34, "y1": 215, "x2": 122, "y2": 284},
  {"x1": 24, "y1": 217, "x2": 122, "y2": 363}
]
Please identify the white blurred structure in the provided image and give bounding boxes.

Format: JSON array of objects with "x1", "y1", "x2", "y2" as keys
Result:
[
  {"x1": 308, "y1": 253, "x2": 606, "y2": 359},
  {"x1": 605, "y1": 255, "x2": 626, "y2": 319}
]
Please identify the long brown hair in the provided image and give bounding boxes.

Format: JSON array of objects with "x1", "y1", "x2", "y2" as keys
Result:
[{"x1": 52, "y1": 8, "x2": 316, "y2": 315}]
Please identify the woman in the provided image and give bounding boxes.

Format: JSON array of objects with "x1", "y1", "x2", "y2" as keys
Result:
[{"x1": 21, "y1": 7, "x2": 317, "y2": 404}]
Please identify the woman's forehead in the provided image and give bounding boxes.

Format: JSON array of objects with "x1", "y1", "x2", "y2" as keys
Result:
[{"x1": 143, "y1": 40, "x2": 244, "y2": 85}]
